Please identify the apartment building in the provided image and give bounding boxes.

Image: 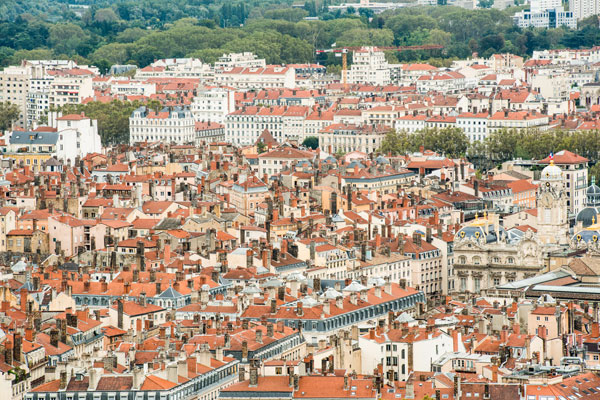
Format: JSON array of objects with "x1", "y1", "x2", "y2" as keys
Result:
[
  {"x1": 402, "y1": 234, "x2": 443, "y2": 297},
  {"x1": 191, "y1": 87, "x2": 236, "y2": 124},
  {"x1": 215, "y1": 66, "x2": 296, "y2": 89},
  {"x1": 48, "y1": 68, "x2": 94, "y2": 109},
  {"x1": 215, "y1": 52, "x2": 266, "y2": 69},
  {"x1": 129, "y1": 106, "x2": 195, "y2": 145},
  {"x1": 225, "y1": 105, "x2": 310, "y2": 145},
  {"x1": 0, "y1": 65, "x2": 32, "y2": 127},
  {"x1": 456, "y1": 112, "x2": 489, "y2": 142},
  {"x1": 348, "y1": 47, "x2": 391, "y2": 86},
  {"x1": 318, "y1": 123, "x2": 389, "y2": 155},
  {"x1": 258, "y1": 147, "x2": 315, "y2": 176},
  {"x1": 134, "y1": 57, "x2": 214, "y2": 81},
  {"x1": 487, "y1": 110, "x2": 549, "y2": 132}
]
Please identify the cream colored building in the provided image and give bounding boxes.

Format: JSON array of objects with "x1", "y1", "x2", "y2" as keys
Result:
[{"x1": 453, "y1": 213, "x2": 544, "y2": 294}]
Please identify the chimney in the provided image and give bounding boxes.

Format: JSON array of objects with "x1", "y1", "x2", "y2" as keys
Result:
[
  {"x1": 167, "y1": 363, "x2": 178, "y2": 383},
  {"x1": 60, "y1": 370, "x2": 67, "y2": 390},
  {"x1": 453, "y1": 375, "x2": 461, "y2": 398},
  {"x1": 117, "y1": 299, "x2": 124, "y2": 329},
  {"x1": 164, "y1": 243, "x2": 171, "y2": 265},
  {"x1": 242, "y1": 340, "x2": 248, "y2": 360},
  {"x1": 256, "y1": 329, "x2": 263, "y2": 344},
  {"x1": 249, "y1": 364, "x2": 258, "y2": 387},
  {"x1": 592, "y1": 322, "x2": 600, "y2": 338},
  {"x1": 20, "y1": 288, "x2": 27, "y2": 312},
  {"x1": 296, "y1": 301, "x2": 303, "y2": 317},
  {"x1": 13, "y1": 333, "x2": 21, "y2": 362}
]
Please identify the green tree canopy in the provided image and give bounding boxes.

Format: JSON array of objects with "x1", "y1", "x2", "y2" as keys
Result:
[{"x1": 0, "y1": 102, "x2": 20, "y2": 132}]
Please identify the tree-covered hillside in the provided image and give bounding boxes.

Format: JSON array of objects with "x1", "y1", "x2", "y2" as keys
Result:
[{"x1": 1, "y1": 0, "x2": 600, "y2": 71}]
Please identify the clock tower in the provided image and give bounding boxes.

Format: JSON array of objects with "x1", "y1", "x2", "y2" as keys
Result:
[{"x1": 537, "y1": 160, "x2": 569, "y2": 245}]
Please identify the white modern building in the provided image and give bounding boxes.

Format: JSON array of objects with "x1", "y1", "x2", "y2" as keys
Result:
[
  {"x1": 514, "y1": 0, "x2": 577, "y2": 29},
  {"x1": 214, "y1": 66, "x2": 296, "y2": 89},
  {"x1": 348, "y1": 47, "x2": 391, "y2": 86},
  {"x1": 191, "y1": 87, "x2": 236, "y2": 124},
  {"x1": 49, "y1": 112, "x2": 102, "y2": 162},
  {"x1": 569, "y1": 0, "x2": 600, "y2": 20},
  {"x1": 214, "y1": 52, "x2": 266, "y2": 69},
  {"x1": 135, "y1": 58, "x2": 214, "y2": 82},
  {"x1": 48, "y1": 68, "x2": 95, "y2": 109},
  {"x1": 129, "y1": 106, "x2": 195, "y2": 145}
]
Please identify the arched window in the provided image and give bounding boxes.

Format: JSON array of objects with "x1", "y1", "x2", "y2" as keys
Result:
[
  {"x1": 473, "y1": 256, "x2": 481, "y2": 265},
  {"x1": 458, "y1": 256, "x2": 466, "y2": 264}
]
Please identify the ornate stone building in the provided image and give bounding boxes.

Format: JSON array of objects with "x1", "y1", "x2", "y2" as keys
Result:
[
  {"x1": 452, "y1": 212, "x2": 543, "y2": 295},
  {"x1": 452, "y1": 161, "x2": 571, "y2": 295}
]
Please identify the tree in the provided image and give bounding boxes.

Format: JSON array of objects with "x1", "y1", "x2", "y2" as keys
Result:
[
  {"x1": 302, "y1": 136, "x2": 319, "y2": 149},
  {"x1": 0, "y1": 101, "x2": 20, "y2": 132},
  {"x1": 379, "y1": 130, "x2": 410, "y2": 155},
  {"x1": 590, "y1": 162, "x2": 600, "y2": 184},
  {"x1": 48, "y1": 23, "x2": 90, "y2": 56},
  {"x1": 257, "y1": 141, "x2": 266, "y2": 154}
]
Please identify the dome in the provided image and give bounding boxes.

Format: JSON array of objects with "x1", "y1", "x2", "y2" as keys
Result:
[
  {"x1": 587, "y1": 183, "x2": 600, "y2": 195},
  {"x1": 585, "y1": 177, "x2": 600, "y2": 207},
  {"x1": 575, "y1": 207, "x2": 600, "y2": 228},
  {"x1": 572, "y1": 222, "x2": 600, "y2": 244},
  {"x1": 455, "y1": 217, "x2": 507, "y2": 243},
  {"x1": 541, "y1": 162, "x2": 562, "y2": 181}
]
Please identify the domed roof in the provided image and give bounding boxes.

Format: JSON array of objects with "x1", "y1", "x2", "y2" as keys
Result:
[
  {"x1": 541, "y1": 161, "x2": 562, "y2": 181},
  {"x1": 585, "y1": 177, "x2": 600, "y2": 208},
  {"x1": 455, "y1": 215, "x2": 507, "y2": 243},
  {"x1": 576, "y1": 207, "x2": 600, "y2": 228},
  {"x1": 572, "y1": 222, "x2": 600, "y2": 244},
  {"x1": 587, "y1": 183, "x2": 600, "y2": 195}
]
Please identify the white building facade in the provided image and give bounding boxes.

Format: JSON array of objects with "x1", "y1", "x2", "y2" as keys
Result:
[{"x1": 129, "y1": 106, "x2": 195, "y2": 145}]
